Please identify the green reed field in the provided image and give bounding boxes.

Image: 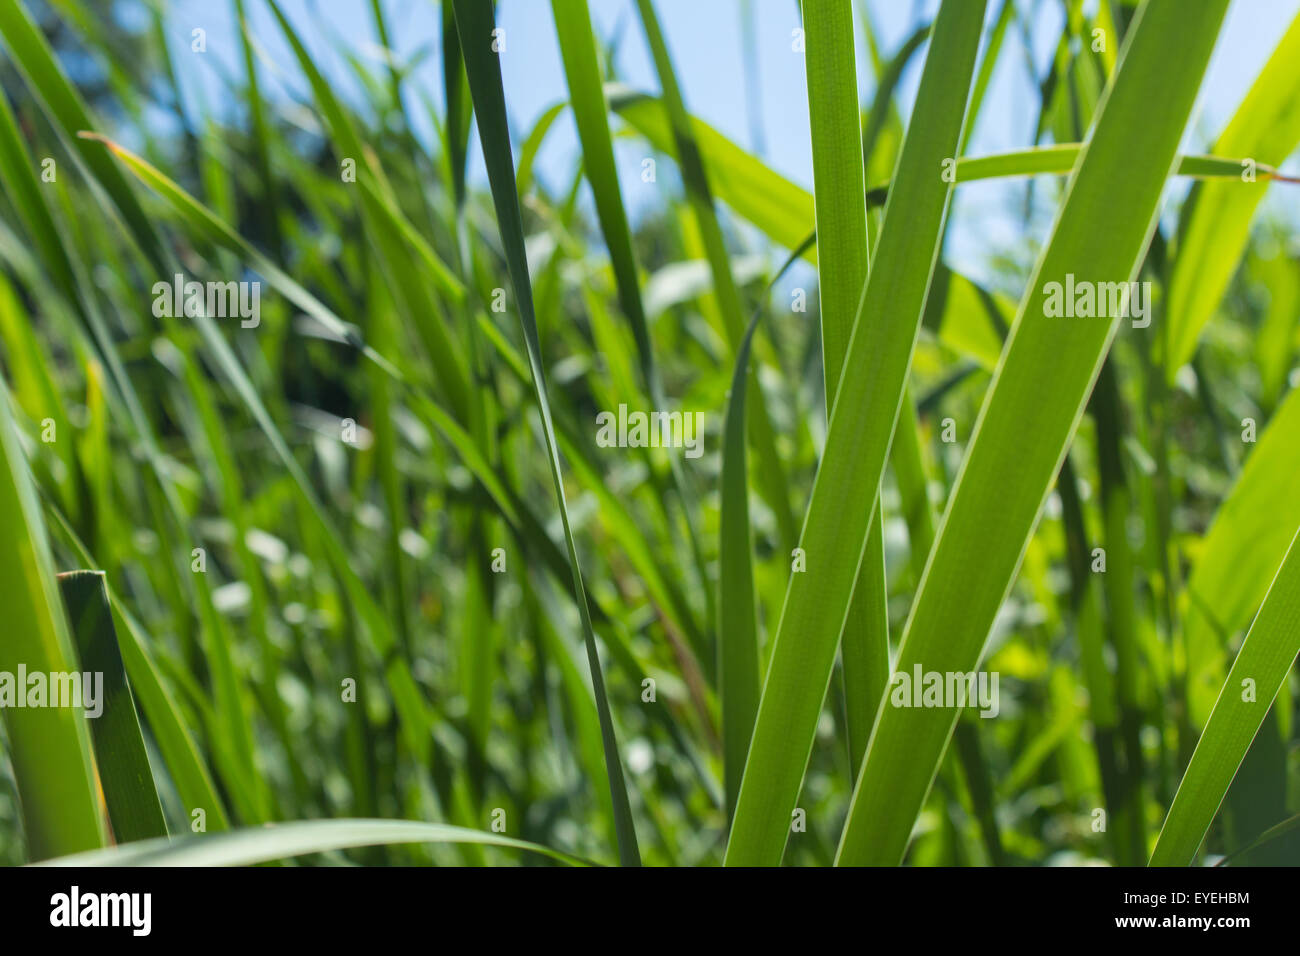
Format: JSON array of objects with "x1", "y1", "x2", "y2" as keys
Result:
[{"x1": 0, "y1": 0, "x2": 1298, "y2": 867}]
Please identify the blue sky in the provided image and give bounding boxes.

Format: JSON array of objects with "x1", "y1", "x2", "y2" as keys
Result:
[{"x1": 145, "y1": 0, "x2": 1300, "y2": 288}]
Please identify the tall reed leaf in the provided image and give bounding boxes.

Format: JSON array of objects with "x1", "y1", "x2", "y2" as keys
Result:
[
  {"x1": 724, "y1": 0, "x2": 986, "y2": 867},
  {"x1": 718, "y1": 309, "x2": 763, "y2": 823},
  {"x1": 57, "y1": 570, "x2": 168, "y2": 843},
  {"x1": 836, "y1": 0, "x2": 1229, "y2": 865},
  {"x1": 0, "y1": 391, "x2": 105, "y2": 858},
  {"x1": 800, "y1": 0, "x2": 888, "y2": 780},
  {"x1": 47, "y1": 508, "x2": 231, "y2": 831},
  {"x1": 718, "y1": 234, "x2": 815, "y2": 820},
  {"x1": 451, "y1": 0, "x2": 640, "y2": 867}
]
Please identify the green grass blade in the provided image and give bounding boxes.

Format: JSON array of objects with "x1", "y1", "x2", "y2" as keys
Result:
[
  {"x1": 0, "y1": 390, "x2": 106, "y2": 859},
  {"x1": 1150, "y1": 524, "x2": 1300, "y2": 865},
  {"x1": 836, "y1": 0, "x2": 1229, "y2": 866},
  {"x1": 1092, "y1": 359, "x2": 1149, "y2": 863},
  {"x1": 1166, "y1": 11, "x2": 1300, "y2": 377},
  {"x1": 957, "y1": 146, "x2": 1277, "y2": 183},
  {"x1": 517, "y1": 100, "x2": 567, "y2": 199},
  {"x1": 841, "y1": 513, "x2": 888, "y2": 779},
  {"x1": 718, "y1": 307, "x2": 762, "y2": 823},
  {"x1": 723, "y1": 0, "x2": 987, "y2": 867},
  {"x1": 56, "y1": 570, "x2": 167, "y2": 843},
  {"x1": 45, "y1": 498, "x2": 233, "y2": 832},
  {"x1": 39, "y1": 818, "x2": 590, "y2": 867},
  {"x1": 0, "y1": 276, "x2": 84, "y2": 522},
  {"x1": 442, "y1": 0, "x2": 473, "y2": 208},
  {"x1": 804, "y1": 0, "x2": 871, "y2": 390},
  {"x1": 801, "y1": 0, "x2": 888, "y2": 783},
  {"x1": 451, "y1": 0, "x2": 640, "y2": 867},
  {"x1": 717, "y1": 235, "x2": 814, "y2": 821}
]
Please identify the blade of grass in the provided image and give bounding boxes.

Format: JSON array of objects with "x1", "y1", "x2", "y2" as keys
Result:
[
  {"x1": 836, "y1": 0, "x2": 1229, "y2": 865},
  {"x1": 552, "y1": 0, "x2": 661, "y2": 423},
  {"x1": 40, "y1": 818, "x2": 590, "y2": 867},
  {"x1": 1150, "y1": 523, "x2": 1300, "y2": 865},
  {"x1": 958, "y1": 147, "x2": 1284, "y2": 183},
  {"x1": 718, "y1": 235, "x2": 814, "y2": 821},
  {"x1": 1091, "y1": 358, "x2": 1149, "y2": 863},
  {"x1": 442, "y1": 0, "x2": 473, "y2": 209},
  {"x1": 56, "y1": 570, "x2": 168, "y2": 843},
  {"x1": 0, "y1": 389, "x2": 106, "y2": 858},
  {"x1": 1058, "y1": 454, "x2": 1129, "y2": 862},
  {"x1": 44, "y1": 495, "x2": 232, "y2": 831},
  {"x1": 451, "y1": 0, "x2": 640, "y2": 867},
  {"x1": 724, "y1": 0, "x2": 987, "y2": 867},
  {"x1": 800, "y1": 0, "x2": 888, "y2": 783},
  {"x1": 0, "y1": 85, "x2": 79, "y2": 301},
  {"x1": 718, "y1": 312, "x2": 762, "y2": 823},
  {"x1": 608, "y1": 83, "x2": 817, "y2": 263},
  {"x1": 1254, "y1": 251, "x2": 1300, "y2": 408},
  {"x1": 0, "y1": 275, "x2": 85, "y2": 524}
]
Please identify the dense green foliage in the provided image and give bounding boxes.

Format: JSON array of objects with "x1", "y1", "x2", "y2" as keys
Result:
[{"x1": 0, "y1": 0, "x2": 1298, "y2": 867}]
